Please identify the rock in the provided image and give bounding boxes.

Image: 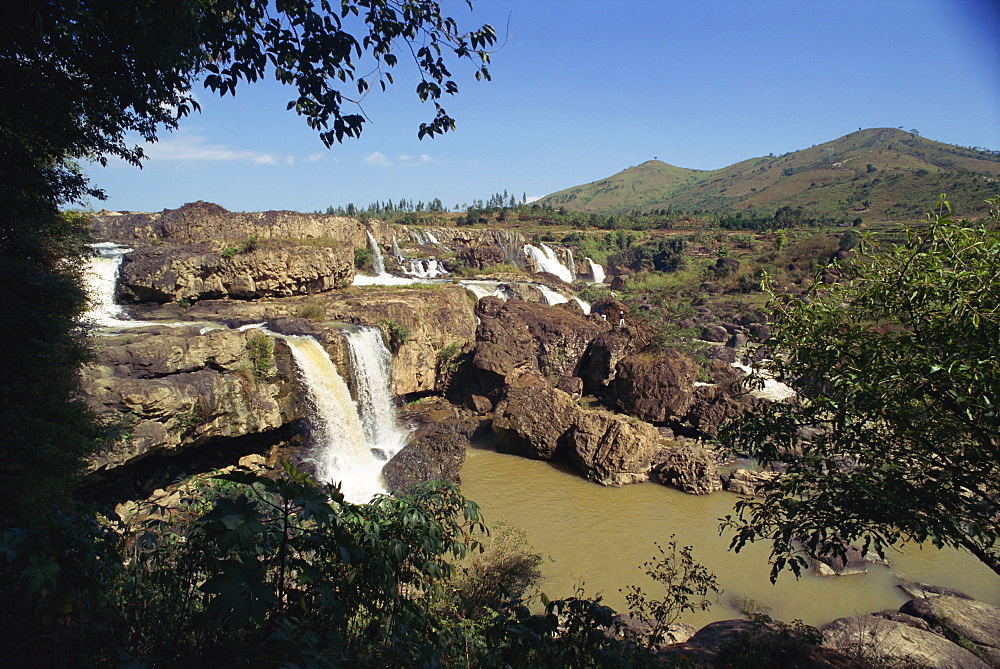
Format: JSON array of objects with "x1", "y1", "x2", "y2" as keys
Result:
[
  {"x1": 658, "y1": 619, "x2": 848, "y2": 667},
  {"x1": 384, "y1": 398, "x2": 476, "y2": 490},
  {"x1": 457, "y1": 244, "x2": 506, "y2": 269},
  {"x1": 557, "y1": 375, "x2": 584, "y2": 397},
  {"x1": 650, "y1": 440, "x2": 722, "y2": 494},
  {"x1": 811, "y1": 543, "x2": 876, "y2": 577},
  {"x1": 610, "y1": 351, "x2": 699, "y2": 423},
  {"x1": 686, "y1": 384, "x2": 752, "y2": 437},
  {"x1": 723, "y1": 468, "x2": 777, "y2": 496},
  {"x1": 91, "y1": 200, "x2": 366, "y2": 247},
  {"x1": 748, "y1": 322, "x2": 771, "y2": 342},
  {"x1": 726, "y1": 332, "x2": 749, "y2": 349},
  {"x1": 896, "y1": 580, "x2": 973, "y2": 601},
  {"x1": 700, "y1": 324, "x2": 730, "y2": 343},
  {"x1": 80, "y1": 327, "x2": 299, "y2": 469},
  {"x1": 566, "y1": 411, "x2": 662, "y2": 486},
  {"x1": 493, "y1": 372, "x2": 578, "y2": 460},
  {"x1": 117, "y1": 242, "x2": 354, "y2": 302},
  {"x1": 823, "y1": 612, "x2": 990, "y2": 668},
  {"x1": 470, "y1": 299, "x2": 606, "y2": 400},
  {"x1": 466, "y1": 394, "x2": 493, "y2": 414},
  {"x1": 710, "y1": 257, "x2": 741, "y2": 277},
  {"x1": 900, "y1": 595, "x2": 1000, "y2": 665},
  {"x1": 709, "y1": 346, "x2": 738, "y2": 364},
  {"x1": 577, "y1": 328, "x2": 638, "y2": 394}
]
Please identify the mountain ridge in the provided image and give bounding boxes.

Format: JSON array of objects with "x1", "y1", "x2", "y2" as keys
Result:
[{"x1": 539, "y1": 128, "x2": 1000, "y2": 220}]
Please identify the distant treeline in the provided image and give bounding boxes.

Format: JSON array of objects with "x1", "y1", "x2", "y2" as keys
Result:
[{"x1": 716, "y1": 206, "x2": 862, "y2": 231}]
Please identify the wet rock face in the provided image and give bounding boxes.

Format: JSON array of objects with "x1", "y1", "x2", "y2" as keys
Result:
[
  {"x1": 567, "y1": 411, "x2": 662, "y2": 486},
  {"x1": 117, "y1": 243, "x2": 354, "y2": 303},
  {"x1": 80, "y1": 327, "x2": 300, "y2": 469}
]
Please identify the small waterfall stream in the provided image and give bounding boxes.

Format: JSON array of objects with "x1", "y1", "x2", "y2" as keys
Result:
[
  {"x1": 84, "y1": 243, "x2": 133, "y2": 326},
  {"x1": 586, "y1": 258, "x2": 606, "y2": 284},
  {"x1": 366, "y1": 230, "x2": 386, "y2": 275},
  {"x1": 342, "y1": 327, "x2": 409, "y2": 462},
  {"x1": 523, "y1": 243, "x2": 574, "y2": 283}
]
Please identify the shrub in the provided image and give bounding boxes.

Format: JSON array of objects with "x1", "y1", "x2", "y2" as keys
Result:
[{"x1": 245, "y1": 331, "x2": 273, "y2": 379}]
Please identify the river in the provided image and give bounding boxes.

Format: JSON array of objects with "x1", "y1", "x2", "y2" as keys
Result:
[{"x1": 459, "y1": 442, "x2": 999, "y2": 628}]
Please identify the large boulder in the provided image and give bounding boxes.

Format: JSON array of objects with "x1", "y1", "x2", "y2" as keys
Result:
[
  {"x1": 823, "y1": 611, "x2": 990, "y2": 668},
  {"x1": 117, "y1": 242, "x2": 354, "y2": 302},
  {"x1": 610, "y1": 351, "x2": 699, "y2": 424},
  {"x1": 566, "y1": 411, "x2": 662, "y2": 486},
  {"x1": 577, "y1": 328, "x2": 637, "y2": 393},
  {"x1": 900, "y1": 595, "x2": 1000, "y2": 665},
  {"x1": 470, "y1": 299, "x2": 607, "y2": 399},
  {"x1": 383, "y1": 398, "x2": 476, "y2": 490},
  {"x1": 492, "y1": 372, "x2": 578, "y2": 460},
  {"x1": 649, "y1": 440, "x2": 722, "y2": 495}
]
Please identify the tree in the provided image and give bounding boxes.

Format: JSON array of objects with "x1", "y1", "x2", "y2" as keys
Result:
[
  {"x1": 0, "y1": 1, "x2": 496, "y2": 521},
  {"x1": 722, "y1": 198, "x2": 1000, "y2": 578}
]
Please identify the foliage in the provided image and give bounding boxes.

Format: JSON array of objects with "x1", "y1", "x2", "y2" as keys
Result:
[
  {"x1": 296, "y1": 301, "x2": 326, "y2": 321},
  {"x1": 354, "y1": 245, "x2": 372, "y2": 270},
  {"x1": 245, "y1": 331, "x2": 274, "y2": 379},
  {"x1": 622, "y1": 537, "x2": 720, "y2": 649},
  {"x1": 221, "y1": 234, "x2": 260, "y2": 259},
  {"x1": 379, "y1": 318, "x2": 411, "y2": 353},
  {"x1": 450, "y1": 520, "x2": 545, "y2": 617},
  {"x1": 721, "y1": 197, "x2": 1000, "y2": 578}
]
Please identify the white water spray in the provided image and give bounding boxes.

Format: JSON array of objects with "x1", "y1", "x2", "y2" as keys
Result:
[
  {"x1": 586, "y1": 258, "x2": 606, "y2": 284},
  {"x1": 342, "y1": 327, "x2": 409, "y2": 461},
  {"x1": 523, "y1": 244, "x2": 574, "y2": 283},
  {"x1": 365, "y1": 230, "x2": 386, "y2": 275},
  {"x1": 84, "y1": 243, "x2": 133, "y2": 326},
  {"x1": 281, "y1": 333, "x2": 390, "y2": 502}
]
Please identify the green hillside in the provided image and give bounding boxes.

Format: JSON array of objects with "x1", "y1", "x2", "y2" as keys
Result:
[{"x1": 540, "y1": 128, "x2": 1000, "y2": 221}]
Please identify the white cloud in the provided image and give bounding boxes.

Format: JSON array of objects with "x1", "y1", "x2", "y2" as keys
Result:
[
  {"x1": 144, "y1": 130, "x2": 293, "y2": 166},
  {"x1": 525, "y1": 195, "x2": 542, "y2": 203},
  {"x1": 304, "y1": 153, "x2": 325, "y2": 162},
  {"x1": 363, "y1": 151, "x2": 392, "y2": 167}
]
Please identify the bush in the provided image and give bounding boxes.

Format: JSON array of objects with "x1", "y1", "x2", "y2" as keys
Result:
[{"x1": 245, "y1": 331, "x2": 273, "y2": 379}]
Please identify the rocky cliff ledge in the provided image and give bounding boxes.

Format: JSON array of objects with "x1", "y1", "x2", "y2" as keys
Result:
[{"x1": 91, "y1": 200, "x2": 369, "y2": 246}]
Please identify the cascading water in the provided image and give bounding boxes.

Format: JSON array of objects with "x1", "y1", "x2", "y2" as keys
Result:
[
  {"x1": 566, "y1": 248, "x2": 577, "y2": 282},
  {"x1": 84, "y1": 243, "x2": 133, "y2": 326},
  {"x1": 366, "y1": 230, "x2": 386, "y2": 275},
  {"x1": 392, "y1": 236, "x2": 404, "y2": 261},
  {"x1": 523, "y1": 243, "x2": 574, "y2": 283},
  {"x1": 586, "y1": 258, "x2": 606, "y2": 284},
  {"x1": 402, "y1": 259, "x2": 447, "y2": 279},
  {"x1": 281, "y1": 332, "x2": 390, "y2": 502},
  {"x1": 535, "y1": 284, "x2": 591, "y2": 314},
  {"x1": 342, "y1": 326, "x2": 409, "y2": 461}
]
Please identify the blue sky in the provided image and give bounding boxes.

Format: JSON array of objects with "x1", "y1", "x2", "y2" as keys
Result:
[{"x1": 84, "y1": 0, "x2": 1000, "y2": 213}]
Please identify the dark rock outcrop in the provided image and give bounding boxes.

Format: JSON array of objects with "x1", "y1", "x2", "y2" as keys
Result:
[
  {"x1": 383, "y1": 399, "x2": 477, "y2": 490},
  {"x1": 900, "y1": 596, "x2": 1000, "y2": 665},
  {"x1": 610, "y1": 351, "x2": 699, "y2": 424},
  {"x1": 649, "y1": 440, "x2": 721, "y2": 494}
]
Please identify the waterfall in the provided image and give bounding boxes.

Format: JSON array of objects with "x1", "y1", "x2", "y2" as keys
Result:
[
  {"x1": 425, "y1": 230, "x2": 440, "y2": 245},
  {"x1": 535, "y1": 284, "x2": 592, "y2": 315},
  {"x1": 587, "y1": 258, "x2": 606, "y2": 284},
  {"x1": 84, "y1": 242, "x2": 132, "y2": 326},
  {"x1": 402, "y1": 259, "x2": 447, "y2": 279},
  {"x1": 281, "y1": 333, "x2": 390, "y2": 502},
  {"x1": 391, "y1": 236, "x2": 404, "y2": 261},
  {"x1": 342, "y1": 327, "x2": 409, "y2": 461},
  {"x1": 366, "y1": 230, "x2": 386, "y2": 275},
  {"x1": 566, "y1": 248, "x2": 577, "y2": 282},
  {"x1": 523, "y1": 243, "x2": 574, "y2": 283}
]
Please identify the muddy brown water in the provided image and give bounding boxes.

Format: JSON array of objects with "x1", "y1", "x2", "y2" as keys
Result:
[{"x1": 460, "y1": 443, "x2": 1000, "y2": 628}]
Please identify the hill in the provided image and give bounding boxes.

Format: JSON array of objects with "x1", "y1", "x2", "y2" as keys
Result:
[{"x1": 539, "y1": 128, "x2": 1000, "y2": 221}]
